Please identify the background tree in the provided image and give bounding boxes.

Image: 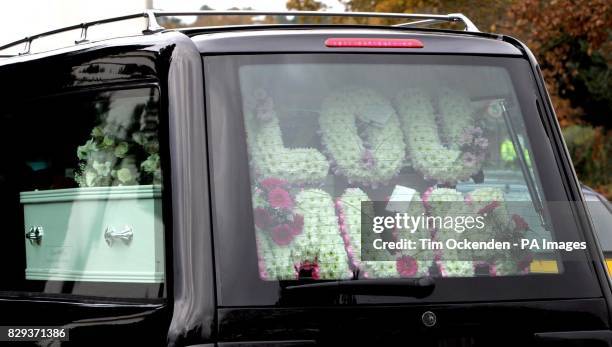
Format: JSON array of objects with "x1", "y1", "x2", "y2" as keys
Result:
[
  {"x1": 286, "y1": 0, "x2": 329, "y2": 23},
  {"x1": 341, "y1": 0, "x2": 512, "y2": 30},
  {"x1": 504, "y1": 0, "x2": 611, "y2": 196}
]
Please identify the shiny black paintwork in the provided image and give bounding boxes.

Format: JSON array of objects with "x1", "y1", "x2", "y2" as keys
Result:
[
  {"x1": 0, "y1": 31, "x2": 215, "y2": 346},
  {"x1": 0, "y1": 24, "x2": 610, "y2": 346}
]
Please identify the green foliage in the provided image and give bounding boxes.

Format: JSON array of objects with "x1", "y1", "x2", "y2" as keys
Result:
[{"x1": 563, "y1": 125, "x2": 611, "y2": 198}]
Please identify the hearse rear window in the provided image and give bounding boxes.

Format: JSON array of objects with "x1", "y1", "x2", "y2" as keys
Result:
[{"x1": 205, "y1": 54, "x2": 599, "y2": 306}]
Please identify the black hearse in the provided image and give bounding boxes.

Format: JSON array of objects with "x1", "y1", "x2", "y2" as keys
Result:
[{"x1": 0, "y1": 10, "x2": 610, "y2": 346}]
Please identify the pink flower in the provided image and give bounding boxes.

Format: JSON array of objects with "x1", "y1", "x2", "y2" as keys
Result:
[
  {"x1": 268, "y1": 187, "x2": 294, "y2": 210},
  {"x1": 464, "y1": 194, "x2": 473, "y2": 205},
  {"x1": 260, "y1": 177, "x2": 287, "y2": 190},
  {"x1": 361, "y1": 149, "x2": 376, "y2": 169},
  {"x1": 271, "y1": 224, "x2": 295, "y2": 246},
  {"x1": 253, "y1": 208, "x2": 273, "y2": 230},
  {"x1": 422, "y1": 187, "x2": 435, "y2": 210},
  {"x1": 290, "y1": 214, "x2": 304, "y2": 236},
  {"x1": 478, "y1": 201, "x2": 500, "y2": 215},
  {"x1": 396, "y1": 255, "x2": 418, "y2": 277},
  {"x1": 512, "y1": 214, "x2": 529, "y2": 231}
]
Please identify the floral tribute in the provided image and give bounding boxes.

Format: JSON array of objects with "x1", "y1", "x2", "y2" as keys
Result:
[
  {"x1": 335, "y1": 188, "x2": 432, "y2": 278},
  {"x1": 394, "y1": 88, "x2": 488, "y2": 185},
  {"x1": 244, "y1": 89, "x2": 329, "y2": 184},
  {"x1": 253, "y1": 178, "x2": 352, "y2": 280},
  {"x1": 252, "y1": 178, "x2": 305, "y2": 248},
  {"x1": 424, "y1": 187, "x2": 533, "y2": 277},
  {"x1": 319, "y1": 88, "x2": 406, "y2": 186},
  {"x1": 75, "y1": 100, "x2": 161, "y2": 187}
]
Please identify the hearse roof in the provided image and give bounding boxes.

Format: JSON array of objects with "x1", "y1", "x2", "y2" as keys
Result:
[
  {"x1": 188, "y1": 28, "x2": 522, "y2": 55},
  {"x1": 0, "y1": 11, "x2": 525, "y2": 62}
]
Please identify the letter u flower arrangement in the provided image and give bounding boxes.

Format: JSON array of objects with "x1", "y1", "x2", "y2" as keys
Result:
[
  {"x1": 394, "y1": 88, "x2": 488, "y2": 185},
  {"x1": 423, "y1": 187, "x2": 533, "y2": 277}
]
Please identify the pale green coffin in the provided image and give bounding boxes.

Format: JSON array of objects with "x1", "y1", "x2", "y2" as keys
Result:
[{"x1": 20, "y1": 185, "x2": 164, "y2": 283}]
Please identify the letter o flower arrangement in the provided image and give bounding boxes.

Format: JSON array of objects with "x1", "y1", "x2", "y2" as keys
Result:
[
  {"x1": 393, "y1": 88, "x2": 488, "y2": 185},
  {"x1": 319, "y1": 88, "x2": 406, "y2": 186},
  {"x1": 244, "y1": 89, "x2": 330, "y2": 184},
  {"x1": 253, "y1": 177, "x2": 352, "y2": 280},
  {"x1": 335, "y1": 188, "x2": 432, "y2": 278}
]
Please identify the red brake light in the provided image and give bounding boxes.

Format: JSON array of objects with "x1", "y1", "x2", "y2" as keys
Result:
[{"x1": 325, "y1": 38, "x2": 424, "y2": 48}]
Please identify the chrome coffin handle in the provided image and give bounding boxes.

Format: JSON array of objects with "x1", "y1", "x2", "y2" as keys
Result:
[
  {"x1": 25, "y1": 226, "x2": 44, "y2": 245},
  {"x1": 104, "y1": 226, "x2": 133, "y2": 247}
]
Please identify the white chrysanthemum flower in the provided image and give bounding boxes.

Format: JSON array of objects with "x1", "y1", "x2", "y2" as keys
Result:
[
  {"x1": 244, "y1": 109, "x2": 329, "y2": 183},
  {"x1": 394, "y1": 88, "x2": 483, "y2": 184},
  {"x1": 319, "y1": 88, "x2": 406, "y2": 185}
]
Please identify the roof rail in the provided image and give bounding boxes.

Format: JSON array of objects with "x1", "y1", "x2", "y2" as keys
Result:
[
  {"x1": 0, "y1": 10, "x2": 479, "y2": 56},
  {"x1": 0, "y1": 11, "x2": 159, "y2": 56}
]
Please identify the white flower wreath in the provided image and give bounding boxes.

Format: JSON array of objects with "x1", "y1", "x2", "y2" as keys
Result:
[
  {"x1": 394, "y1": 88, "x2": 487, "y2": 184},
  {"x1": 319, "y1": 88, "x2": 406, "y2": 186},
  {"x1": 337, "y1": 188, "x2": 431, "y2": 278},
  {"x1": 255, "y1": 188, "x2": 352, "y2": 280},
  {"x1": 424, "y1": 187, "x2": 532, "y2": 277},
  {"x1": 244, "y1": 89, "x2": 329, "y2": 184}
]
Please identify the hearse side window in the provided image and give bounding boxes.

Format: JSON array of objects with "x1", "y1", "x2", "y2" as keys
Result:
[
  {"x1": 206, "y1": 54, "x2": 599, "y2": 306},
  {"x1": 0, "y1": 87, "x2": 165, "y2": 299}
]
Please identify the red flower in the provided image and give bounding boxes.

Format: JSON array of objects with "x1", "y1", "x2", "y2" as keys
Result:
[
  {"x1": 297, "y1": 260, "x2": 320, "y2": 280},
  {"x1": 290, "y1": 214, "x2": 304, "y2": 236},
  {"x1": 271, "y1": 224, "x2": 295, "y2": 246},
  {"x1": 517, "y1": 253, "x2": 533, "y2": 272},
  {"x1": 253, "y1": 208, "x2": 273, "y2": 230},
  {"x1": 396, "y1": 255, "x2": 418, "y2": 277},
  {"x1": 477, "y1": 201, "x2": 500, "y2": 215},
  {"x1": 268, "y1": 187, "x2": 294, "y2": 210},
  {"x1": 260, "y1": 177, "x2": 287, "y2": 190},
  {"x1": 512, "y1": 214, "x2": 529, "y2": 231}
]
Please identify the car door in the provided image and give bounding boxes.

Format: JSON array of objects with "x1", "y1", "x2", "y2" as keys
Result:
[{"x1": 0, "y1": 46, "x2": 173, "y2": 346}]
